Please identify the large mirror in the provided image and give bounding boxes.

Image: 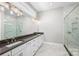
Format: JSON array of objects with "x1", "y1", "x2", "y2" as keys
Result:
[
  {"x1": 2, "y1": 8, "x2": 23, "y2": 40},
  {"x1": 3, "y1": 10, "x2": 17, "y2": 39}
]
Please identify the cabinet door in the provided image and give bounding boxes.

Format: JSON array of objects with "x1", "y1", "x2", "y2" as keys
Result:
[
  {"x1": 23, "y1": 38, "x2": 39, "y2": 56},
  {"x1": 30, "y1": 38, "x2": 39, "y2": 55},
  {"x1": 1, "y1": 51, "x2": 11, "y2": 56},
  {"x1": 34, "y1": 35, "x2": 44, "y2": 49},
  {"x1": 30, "y1": 35, "x2": 44, "y2": 55},
  {"x1": 23, "y1": 41, "x2": 34, "y2": 56},
  {"x1": 11, "y1": 44, "x2": 24, "y2": 56},
  {"x1": 13, "y1": 50, "x2": 24, "y2": 56},
  {"x1": 23, "y1": 35, "x2": 44, "y2": 56}
]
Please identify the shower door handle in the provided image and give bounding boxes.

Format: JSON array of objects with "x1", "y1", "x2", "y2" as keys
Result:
[{"x1": 67, "y1": 31, "x2": 71, "y2": 34}]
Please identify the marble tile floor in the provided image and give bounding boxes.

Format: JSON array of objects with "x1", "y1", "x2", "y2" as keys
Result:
[{"x1": 35, "y1": 42, "x2": 69, "y2": 56}]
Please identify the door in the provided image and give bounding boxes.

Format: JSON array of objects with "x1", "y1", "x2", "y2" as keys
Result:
[{"x1": 65, "y1": 4, "x2": 79, "y2": 55}]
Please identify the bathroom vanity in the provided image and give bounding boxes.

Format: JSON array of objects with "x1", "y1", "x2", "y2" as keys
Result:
[{"x1": 0, "y1": 32, "x2": 44, "y2": 56}]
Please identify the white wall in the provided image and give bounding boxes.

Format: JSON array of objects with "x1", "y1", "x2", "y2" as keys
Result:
[
  {"x1": 21, "y1": 16, "x2": 38, "y2": 35},
  {"x1": 38, "y1": 8, "x2": 64, "y2": 44}
]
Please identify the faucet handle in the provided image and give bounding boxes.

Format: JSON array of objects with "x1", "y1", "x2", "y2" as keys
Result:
[
  {"x1": 7, "y1": 41, "x2": 10, "y2": 44},
  {"x1": 14, "y1": 39, "x2": 16, "y2": 42},
  {"x1": 11, "y1": 39, "x2": 13, "y2": 43}
]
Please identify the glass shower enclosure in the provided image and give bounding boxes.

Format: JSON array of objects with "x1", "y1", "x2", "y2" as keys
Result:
[{"x1": 64, "y1": 3, "x2": 79, "y2": 56}]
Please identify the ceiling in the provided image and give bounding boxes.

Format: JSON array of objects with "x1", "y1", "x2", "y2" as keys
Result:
[{"x1": 29, "y1": 2, "x2": 76, "y2": 12}]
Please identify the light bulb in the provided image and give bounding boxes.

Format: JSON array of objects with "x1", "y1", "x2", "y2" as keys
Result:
[
  {"x1": 10, "y1": 10, "x2": 14, "y2": 15},
  {"x1": 17, "y1": 13, "x2": 20, "y2": 16}
]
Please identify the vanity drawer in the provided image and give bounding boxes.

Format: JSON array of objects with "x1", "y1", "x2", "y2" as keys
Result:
[
  {"x1": 11, "y1": 45, "x2": 24, "y2": 55},
  {"x1": 1, "y1": 51, "x2": 11, "y2": 56}
]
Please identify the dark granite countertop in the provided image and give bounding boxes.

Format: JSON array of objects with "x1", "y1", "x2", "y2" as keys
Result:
[{"x1": 0, "y1": 32, "x2": 44, "y2": 55}]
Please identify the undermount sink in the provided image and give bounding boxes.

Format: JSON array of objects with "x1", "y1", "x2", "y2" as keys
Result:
[{"x1": 6, "y1": 41, "x2": 22, "y2": 47}]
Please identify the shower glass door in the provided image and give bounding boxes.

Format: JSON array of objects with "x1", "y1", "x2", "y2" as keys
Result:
[{"x1": 65, "y1": 4, "x2": 79, "y2": 55}]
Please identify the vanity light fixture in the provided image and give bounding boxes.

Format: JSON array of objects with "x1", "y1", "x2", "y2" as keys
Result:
[
  {"x1": 0, "y1": 2, "x2": 23, "y2": 16},
  {"x1": 0, "y1": 2, "x2": 9, "y2": 10},
  {"x1": 10, "y1": 4, "x2": 23, "y2": 16},
  {"x1": 16, "y1": 13, "x2": 20, "y2": 16},
  {"x1": 0, "y1": 5, "x2": 5, "y2": 11},
  {"x1": 32, "y1": 17, "x2": 40, "y2": 24},
  {"x1": 10, "y1": 10, "x2": 14, "y2": 15}
]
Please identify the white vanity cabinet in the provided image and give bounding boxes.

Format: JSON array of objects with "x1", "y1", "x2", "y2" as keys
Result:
[
  {"x1": 1, "y1": 35, "x2": 44, "y2": 56},
  {"x1": 13, "y1": 50, "x2": 24, "y2": 56},
  {"x1": 1, "y1": 51, "x2": 11, "y2": 56},
  {"x1": 23, "y1": 41, "x2": 33, "y2": 56},
  {"x1": 23, "y1": 38, "x2": 39, "y2": 56},
  {"x1": 11, "y1": 44, "x2": 24, "y2": 56},
  {"x1": 23, "y1": 35, "x2": 44, "y2": 56},
  {"x1": 1, "y1": 44, "x2": 24, "y2": 56},
  {"x1": 37, "y1": 35, "x2": 44, "y2": 48},
  {"x1": 31, "y1": 35, "x2": 43, "y2": 55}
]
